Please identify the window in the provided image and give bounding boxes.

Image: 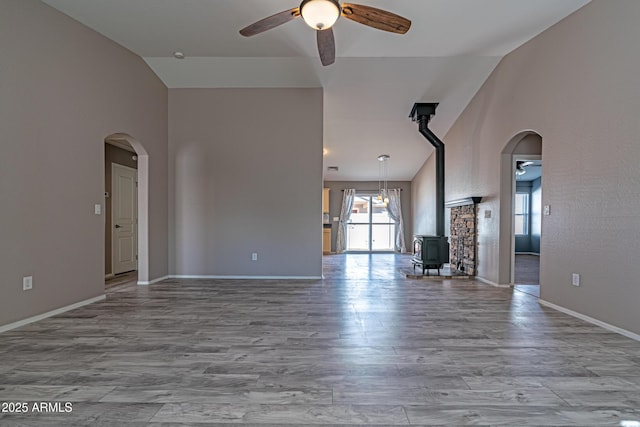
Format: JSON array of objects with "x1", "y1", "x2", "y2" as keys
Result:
[
  {"x1": 514, "y1": 192, "x2": 529, "y2": 235},
  {"x1": 346, "y1": 195, "x2": 395, "y2": 251}
]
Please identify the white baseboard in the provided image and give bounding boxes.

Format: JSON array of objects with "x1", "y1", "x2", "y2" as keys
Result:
[
  {"x1": 0, "y1": 295, "x2": 106, "y2": 334},
  {"x1": 170, "y1": 275, "x2": 323, "y2": 280},
  {"x1": 475, "y1": 276, "x2": 511, "y2": 288},
  {"x1": 137, "y1": 275, "x2": 170, "y2": 286},
  {"x1": 104, "y1": 273, "x2": 115, "y2": 279},
  {"x1": 538, "y1": 299, "x2": 640, "y2": 342}
]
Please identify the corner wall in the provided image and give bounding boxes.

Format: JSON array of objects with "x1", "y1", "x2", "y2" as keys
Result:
[
  {"x1": 412, "y1": 153, "x2": 437, "y2": 237},
  {"x1": 0, "y1": 0, "x2": 169, "y2": 327},
  {"x1": 412, "y1": 0, "x2": 640, "y2": 334},
  {"x1": 168, "y1": 88, "x2": 323, "y2": 278}
]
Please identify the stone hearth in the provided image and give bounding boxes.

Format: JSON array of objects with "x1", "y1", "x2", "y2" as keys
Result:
[{"x1": 450, "y1": 204, "x2": 477, "y2": 275}]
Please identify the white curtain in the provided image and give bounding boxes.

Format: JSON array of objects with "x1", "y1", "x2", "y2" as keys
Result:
[
  {"x1": 335, "y1": 188, "x2": 355, "y2": 253},
  {"x1": 387, "y1": 188, "x2": 406, "y2": 253}
]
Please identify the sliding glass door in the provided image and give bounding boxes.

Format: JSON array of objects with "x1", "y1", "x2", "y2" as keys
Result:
[{"x1": 346, "y1": 194, "x2": 395, "y2": 252}]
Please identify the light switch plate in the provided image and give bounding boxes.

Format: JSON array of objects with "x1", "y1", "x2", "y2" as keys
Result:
[
  {"x1": 484, "y1": 210, "x2": 492, "y2": 219},
  {"x1": 23, "y1": 276, "x2": 33, "y2": 291},
  {"x1": 95, "y1": 204, "x2": 102, "y2": 215}
]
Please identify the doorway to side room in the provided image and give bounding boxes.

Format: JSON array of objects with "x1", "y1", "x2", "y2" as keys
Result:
[
  {"x1": 513, "y1": 158, "x2": 542, "y2": 297},
  {"x1": 104, "y1": 133, "x2": 150, "y2": 286},
  {"x1": 499, "y1": 131, "x2": 542, "y2": 297}
]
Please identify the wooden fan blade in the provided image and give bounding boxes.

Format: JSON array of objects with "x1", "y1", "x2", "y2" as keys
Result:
[
  {"x1": 239, "y1": 8, "x2": 300, "y2": 37},
  {"x1": 341, "y1": 3, "x2": 411, "y2": 34},
  {"x1": 317, "y1": 28, "x2": 335, "y2": 66}
]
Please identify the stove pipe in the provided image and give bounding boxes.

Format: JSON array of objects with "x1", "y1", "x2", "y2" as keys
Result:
[{"x1": 410, "y1": 103, "x2": 445, "y2": 236}]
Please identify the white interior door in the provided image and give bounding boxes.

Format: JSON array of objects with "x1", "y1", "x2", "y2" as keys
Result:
[{"x1": 112, "y1": 163, "x2": 138, "y2": 274}]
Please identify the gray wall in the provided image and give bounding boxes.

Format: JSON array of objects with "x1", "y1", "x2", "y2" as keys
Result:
[
  {"x1": 412, "y1": 154, "x2": 437, "y2": 237},
  {"x1": 323, "y1": 181, "x2": 412, "y2": 253},
  {"x1": 169, "y1": 88, "x2": 323, "y2": 277},
  {"x1": 411, "y1": 0, "x2": 640, "y2": 334},
  {"x1": 0, "y1": 0, "x2": 169, "y2": 327}
]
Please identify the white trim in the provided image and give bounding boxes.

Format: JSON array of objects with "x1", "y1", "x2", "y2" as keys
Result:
[
  {"x1": 539, "y1": 299, "x2": 640, "y2": 342},
  {"x1": 515, "y1": 252, "x2": 540, "y2": 256},
  {"x1": 137, "y1": 275, "x2": 170, "y2": 286},
  {"x1": 476, "y1": 276, "x2": 511, "y2": 288},
  {"x1": 0, "y1": 295, "x2": 106, "y2": 333},
  {"x1": 170, "y1": 275, "x2": 323, "y2": 280},
  {"x1": 139, "y1": 274, "x2": 323, "y2": 284},
  {"x1": 104, "y1": 273, "x2": 115, "y2": 279}
]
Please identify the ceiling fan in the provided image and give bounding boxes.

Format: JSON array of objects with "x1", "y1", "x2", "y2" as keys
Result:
[
  {"x1": 239, "y1": 0, "x2": 411, "y2": 66},
  {"x1": 515, "y1": 161, "x2": 534, "y2": 176}
]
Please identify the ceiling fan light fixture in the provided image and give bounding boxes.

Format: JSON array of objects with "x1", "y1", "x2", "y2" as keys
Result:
[
  {"x1": 300, "y1": 0, "x2": 341, "y2": 30},
  {"x1": 515, "y1": 160, "x2": 535, "y2": 176}
]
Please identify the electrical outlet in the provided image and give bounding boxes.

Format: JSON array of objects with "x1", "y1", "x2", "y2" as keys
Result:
[
  {"x1": 23, "y1": 276, "x2": 33, "y2": 291},
  {"x1": 544, "y1": 205, "x2": 551, "y2": 216},
  {"x1": 251, "y1": 252, "x2": 258, "y2": 261},
  {"x1": 572, "y1": 273, "x2": 580, "y2": 287}
]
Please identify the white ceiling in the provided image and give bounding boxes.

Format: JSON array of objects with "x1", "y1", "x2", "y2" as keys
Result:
[{"x1": 42, "y1": 0, "x2": 590, "y2": 181}]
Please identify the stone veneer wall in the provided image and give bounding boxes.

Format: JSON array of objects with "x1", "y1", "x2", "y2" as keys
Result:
[{"x1": 450, "y1": 205, "x2": 477, "y2": 275}]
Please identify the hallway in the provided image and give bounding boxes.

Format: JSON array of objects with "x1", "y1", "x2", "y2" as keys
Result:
[{"x1": 514, "y1": 254, "x2": 540, "y2": 297}]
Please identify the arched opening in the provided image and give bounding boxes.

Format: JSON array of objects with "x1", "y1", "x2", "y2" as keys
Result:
[
  {"x1": 104, "y1": 133, "x2": 150, "y2": 285},
  {"x1": 499, "y1": 131, "x2": 542, "y2": 289}
]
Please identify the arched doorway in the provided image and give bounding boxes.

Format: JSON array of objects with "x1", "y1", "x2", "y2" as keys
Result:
[
  {"x1": 499, "y1": 131, "x2": 542, "y2": 289},
  {"x1": 104, "y1": 133, "x2": 150, "y2": 285}
]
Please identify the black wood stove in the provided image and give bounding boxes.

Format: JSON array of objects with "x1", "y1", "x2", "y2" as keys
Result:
[
  {"x1": 412, "y1": 235, "x2": 450, "y2": 275},
  {"x1": 409, "y1": 103, "x2": 450, "y2": 275}
]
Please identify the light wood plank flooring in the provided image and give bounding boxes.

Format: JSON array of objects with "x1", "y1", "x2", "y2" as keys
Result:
[
  {"x1": 105, "y1": 270, "x2": 138, "y2": 289},
  {"x1": 1, "y1": 253, "x2": 639, "y2": 426},
  {"x1": 514, "y1": 254, "x2": 540, "y2": 285}
]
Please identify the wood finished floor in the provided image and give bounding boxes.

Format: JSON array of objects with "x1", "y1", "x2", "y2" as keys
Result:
[
  {"x1": 514, "y1": 254, "x2": 540, "y2": 285},
  {"x1": 105, "y1": 270, "x2": 138, "y2": 289},
  {"x1": 1, "y1": 254, "x2": 640, "y2": 426}
]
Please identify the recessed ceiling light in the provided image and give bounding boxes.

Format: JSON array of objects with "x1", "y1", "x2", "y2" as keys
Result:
[{"x1": 173, "y1": 51, "x2": 185, "y2": 59}]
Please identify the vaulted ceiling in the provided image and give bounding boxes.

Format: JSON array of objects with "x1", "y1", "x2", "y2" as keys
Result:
[{"x1": 42, "y1": 0, "x2": 590, "y2": 180}]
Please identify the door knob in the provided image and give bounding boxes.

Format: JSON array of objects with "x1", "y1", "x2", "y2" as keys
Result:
[{"x1": 115, "y1": 224, "x2": 122, "y2": 228}]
